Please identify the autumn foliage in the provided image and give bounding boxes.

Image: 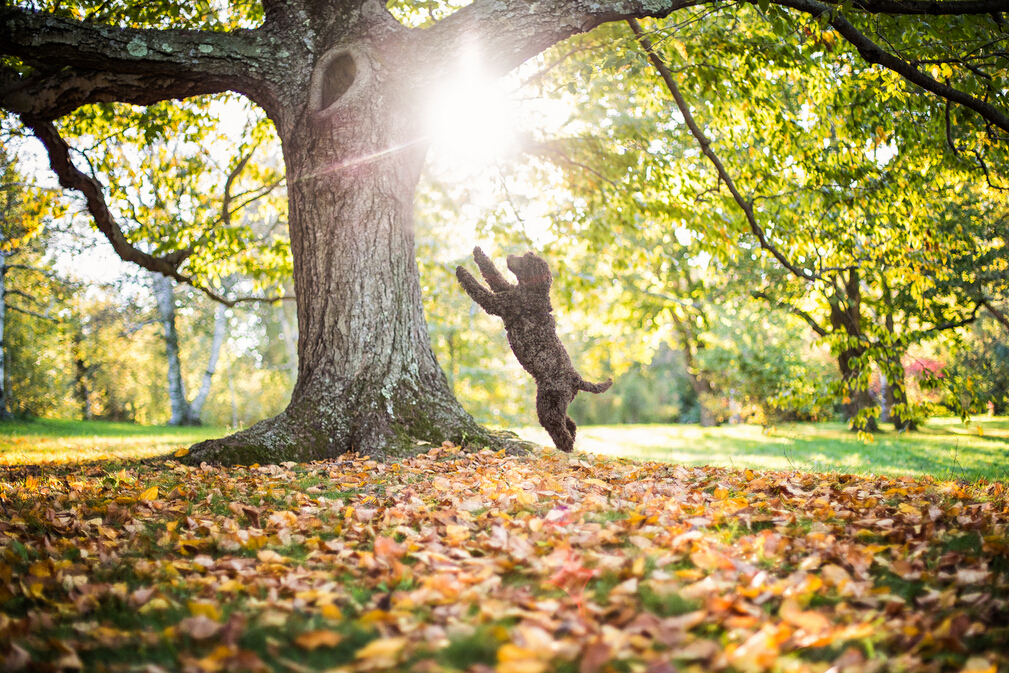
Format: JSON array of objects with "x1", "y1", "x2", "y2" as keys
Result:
[{"x1": 1, "y1": 445, "x2": 1007, "y2": 672}]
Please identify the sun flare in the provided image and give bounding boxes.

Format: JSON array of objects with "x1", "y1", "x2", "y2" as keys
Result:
[{"x1": 424, "y1": 67, "x2": 518, "y2": 168}]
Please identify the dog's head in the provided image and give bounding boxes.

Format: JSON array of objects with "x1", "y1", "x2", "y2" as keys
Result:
[{"x1": 507, "y1": 252, "x2": 552, "y2": 287}]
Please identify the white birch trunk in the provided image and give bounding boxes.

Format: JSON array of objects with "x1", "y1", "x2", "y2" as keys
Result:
[
  {"x1": 153, "y1": 272, "x2": 195, "y2": 426},
  {"x1": 189, "y1": 302, "x2": 227, "y2": 419}
]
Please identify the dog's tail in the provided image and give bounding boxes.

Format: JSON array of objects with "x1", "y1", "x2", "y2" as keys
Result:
[{"x1": 577, "y1": 378, "x2": 613, "y2": 394}]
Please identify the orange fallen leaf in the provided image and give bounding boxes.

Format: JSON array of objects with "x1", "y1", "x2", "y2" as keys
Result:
[{"x1": 294, "y1": 629, "x2": 343, "y2": 650}]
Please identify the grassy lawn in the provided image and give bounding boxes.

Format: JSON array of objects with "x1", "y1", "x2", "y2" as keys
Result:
[
  {"x1": 517, "y1": 416, "x2": 1009, "y2": 482},
  {"x1": 0, "y1": 419, "x2": 227, "y2": 465},
  {"x1": 3, "y1": 416, "x2": 1008, "y2": 482}
]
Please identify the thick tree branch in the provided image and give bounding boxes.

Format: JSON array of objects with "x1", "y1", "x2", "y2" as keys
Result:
[
  {"x1": 25, "y1": 117, "x2": 192, "y2": 281},
  {"x1": 2, "y1": 66, "x2": 244, "y2": 120},
  {"x1": 917, "y1": 302, "x2": 981, "y2": 336},
  {"x1": 627, "y1": 18, "x2": 819, "y2": 282},
  {"x1": 0, "y1": 6, "x2": 277, "y2": 118},
  {"x1": 766, "y1": 0, "x2": 1009, "y2": 134},
  {"x1": 982, "y1": 299, "x2": 1009, "y2": 330},
  {"x1": 425, "y1": 0, "x2": 708, "y2": 79},
  {"x1": 5, "y1": 289, "x2": 44, "y2": 306},
  {"x1": 7, "y1": 304, "x2": 57, "y2": 321}
]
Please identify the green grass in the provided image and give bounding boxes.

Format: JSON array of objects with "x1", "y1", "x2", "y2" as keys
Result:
[
  {"x1": 515, "y1": 416, "x2": 1009, "y2": 481},
  {"x1": 0, "y1": 418, "x2": 227, "y2": 465},
  {"x1": 4, "y1": 416, "x2": 1009, "y2": 481}
]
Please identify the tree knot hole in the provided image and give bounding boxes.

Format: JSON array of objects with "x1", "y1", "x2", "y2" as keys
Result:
[{"x1": 320, "y1": 52, "x2": 357, "y2": 110}]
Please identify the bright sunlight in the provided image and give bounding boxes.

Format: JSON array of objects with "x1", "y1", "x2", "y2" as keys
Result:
[{"x1": 423, "y1": 61, "x2": 519, "y2": 169}]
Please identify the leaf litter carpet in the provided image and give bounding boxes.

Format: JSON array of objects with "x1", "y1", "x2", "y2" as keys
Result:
[{"x1": 1, "y1": 444, "x2": 1007, "y2": 672}]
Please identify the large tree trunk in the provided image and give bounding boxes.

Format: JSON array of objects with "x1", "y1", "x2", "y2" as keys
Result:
[
  {"x1": 188, "y1": 301, "x2": 227, "y2": 420},
  {"x1": 154, "y1": 273, "x2": 229, "y2": 426},
  {"x1": 189, "y1": 57, "x2": 491, "y2": 465}
]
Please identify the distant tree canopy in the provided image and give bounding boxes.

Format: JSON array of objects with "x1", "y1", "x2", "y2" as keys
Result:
[
  {"x1": 2, "y1": 0, "x2": 1007, "y2": 459},
  {"x1": 497, "y1": 8, "x2": 1009, "y2": 431}
]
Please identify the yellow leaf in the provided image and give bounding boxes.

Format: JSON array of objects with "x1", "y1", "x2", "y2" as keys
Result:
[
  {"x1": 295, "y1": 629, "x2": 343, "y2": 650},
  {"x1": 320, "y1": 604, "x2": 343, "y2": 620},
  {"x1": 354, "y1": 636, "x2": 407, "y2": 660},
  {"x1": 497, "y1": 662, "x2": 547, "y2": 673},
  {"x1": 28, "y1": 561, "x2": 51, "y2": 578},
  {"x1": 139, "y1": 486, "x2": 159, "y2": 502},
  {"x1": 961, "y1": 657, "x2": 996, "y2": 673},
  {"x1": 188, "y1": 600, "x2": 222, "y2": 621},
  {"x1": 257, "y1": 549, "x2": 284, "y2": 563},
  {"x1": 497, "y1": 645, "x2": 547, "y2": 673},
  {"x1": 631, "y1": 556, "x2": 645, "y2": 577},
  {"x1": 498, "y1": 644, "x2": 539, "y2": 662},
  {"x1": 197, "y1": 645, "x2": 234, "y2": 673},
  {"x1": 175, "y1": 447, "x2": 190, "y2": 457},
  {"x1": 445, "y1": 524, "x2": 470, "y2": 542}
]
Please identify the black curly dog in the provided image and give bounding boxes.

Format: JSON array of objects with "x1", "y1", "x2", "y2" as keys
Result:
[{"x1": 456, "y1": 247, "x2": 612, "y2": 453}]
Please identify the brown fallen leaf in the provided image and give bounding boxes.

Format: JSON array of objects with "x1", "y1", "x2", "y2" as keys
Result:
[
  {"x1": 178, "y1": 615, "x2": 223, "y2": 641},
  {"x1": 374, "y1": 535, "x2": 406, "y2": 560},
  {"x1": 2, "y1": 643, "x2": 30, "y2": 671}
]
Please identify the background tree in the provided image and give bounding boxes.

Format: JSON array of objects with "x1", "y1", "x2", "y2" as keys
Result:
[
  {"x1": 0, "y1": 144, "x2": 67, "y2": 419},
  {"x1": 502, "y1": 7, "x2": 1008, "y2": 433}
]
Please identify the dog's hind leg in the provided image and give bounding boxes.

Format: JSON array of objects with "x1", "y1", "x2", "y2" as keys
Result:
[{"x1": 536, "y1": 388, "x2": 575, "y2": 453}]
